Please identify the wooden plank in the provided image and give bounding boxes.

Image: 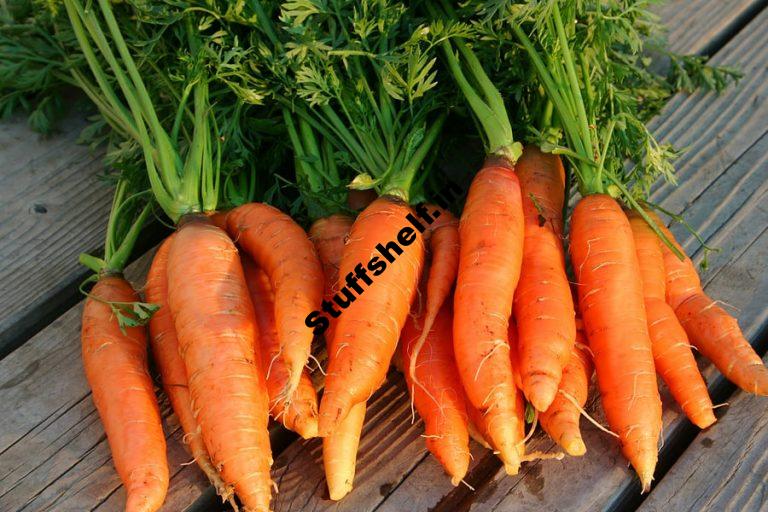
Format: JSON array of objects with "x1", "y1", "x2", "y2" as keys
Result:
[
  {"x1": 267, "y1": 2, "x2": 768, "y2": 512},
  {"x1": 638, "y1": 357, "x2": 768, "y2": 512},
  {"x1": 0, "y1": 251, "x2": 212, "y2": 512},
  {"x1": 0, "y1": 113, "x2": 111, "y2": 355},
  {"x1": 657, "y1": 0, "x2": 763, "y2": 54}
]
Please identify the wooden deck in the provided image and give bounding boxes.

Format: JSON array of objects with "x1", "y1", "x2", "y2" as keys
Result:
[{"x1": 0, "y1": 1, "x2": 766, "y2": 511}]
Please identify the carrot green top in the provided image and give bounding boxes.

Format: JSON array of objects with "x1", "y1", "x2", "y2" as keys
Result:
[
  {"x1": 62, "y1": 0, "x2": 225, "y2": 223},
  {"x1": 253, "y1": 0, "x2": 448, "y2": 203}
]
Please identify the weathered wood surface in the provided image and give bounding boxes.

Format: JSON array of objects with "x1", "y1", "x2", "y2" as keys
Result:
[
  {"x1": 0, "y1": 1, "x2": 765, "y2": 512},
  {"x1": 264, "y1": 4, "x2": 768, "y2": 512},
  {"x1": 639, "y1": 356, "x2": 768, "y2": 512},
  {"x1": 0, "y1": 114, "x2": 112, "y2": 356}
]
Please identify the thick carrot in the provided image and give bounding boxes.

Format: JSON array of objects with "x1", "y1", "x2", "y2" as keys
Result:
[
  {"x1": 145, "y1": 236, "x2": 232, "y2": 502},
  {"x1": 407, "y1": 205, "x2": 459, "y2": 398},
  {"x1": 319, "y1": 196, "x2": 425, "y2": 435},
  {"x1": 570, "y1": 195, "x2": 661, "y2": 491},
  {"x1": 401, "y1": 303, "x2": 470, "y2": 485},
  {"x1": 628, "y1": 213, "x2": 716, "y2": 428},
  {"x1": 226, "y1": 203, "x2": 324, "y2": 399},
  {"x1": 453, "y1": 156, "x2": 526, "y2": 474},
  {"x1": 650, "y1": 212, "x2": 768, "y2": 395},
  {"x1": 310, "y1": 213, "x2": 366, "y2": 500},
  {"x1": 167, "y1": 217, "x2": 272, "y2": 512},
  {"x1": 514, "y1": 147, "x2": 576, "y2": 411},
  {"x1": 82, "y1": 275, "x2": 168, "y2": 512},
  {"x1": 242, "y1": 257, "x2": 319, "y2": 439},
  {"x1": 539, "y1": 326, "x2": 593, "y2": 456}
]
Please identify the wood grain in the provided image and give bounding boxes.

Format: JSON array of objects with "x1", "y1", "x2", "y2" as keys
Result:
[{"x1": 0, "y1": 114, "x2": 111, "y2": 355}]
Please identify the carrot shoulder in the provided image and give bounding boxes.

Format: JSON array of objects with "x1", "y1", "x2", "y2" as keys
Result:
[
  {"x1": 514, "y1": 147, "x2": 576, "y2": 412},
  {"x1": 167, "y1": 218, "x2": 272, "y2": 512},
  {"x1": 226, "y1": 202, "x2": 324, "y2": 400},
  {"x1": 319, "y1": 196, "x2": 425, "y2": 435},
  {"x1": 145, "y1": 236, "x2": 233, "y2": 501},
  {"x1": 453, "y1": 157, "x2": 526, "y2": 474},
  {"x1": 82, "y1": 276, "x2": 168, "y2": 512},
  {"x1": 570, "y1": 195, "x2": 661, "y2": 491},
  {"x1": 650, "y1": 212, "x2": 768, "y2": 396},
  {"x1": 402, "y1": 303, "x2": 470, "y2": 485},
  {"x1": 628, "y1": 213, "x2": 715, "y2": 429},
  {"x1": 242, "y1": 257, "x2": 319, "y2": 439}
]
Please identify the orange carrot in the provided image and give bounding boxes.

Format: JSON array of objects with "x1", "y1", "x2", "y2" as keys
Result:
[
  {"x1": 309, "y1": 214, "x2": 355, "y2": 301},
  {"x1": 167, "y1": 217, "x2": 272, "y2": 512},
  {"x1": 650, "y1": 212, "x2": 768, "y2": 395},
  {"x1": 242, "y1": 257, "x2": 319, "y2": 439},
  {"x1": 145, "y1": 236, "x2": 232, "y2": 502},
  {"x1": 401, "y1": 303, "x2": 470, "y2": 485},
  {"x1": 514, "y1": 147, "x2": 576, "y2": 411},
  {"x1": 453, "y1": 156, "x2": 526, "y2": 474},
  {"x1": 319, "y1": 196, "x2": 425, "y2": 435},
  {"x1": 310, "y1": 213, "x2": 366, "y2": 500},
  {"x1": 570, "y1": 195, "x2": 661, "y2": 491},
  {"x1": 82, "y1": 275, "x2": 168, "y2": 512},
  {"x1": 407, "y1": 205, "x2": 459, "y2": 397},
  {"x1": 628, "y1": 213, "x2": 716, "y2": 428},
  {"x1": 226, "y1": 203, "x2": 325, "y2": 399},
  {"x1": 539, "y1": 325, "x2": 593, "y2": 456}
]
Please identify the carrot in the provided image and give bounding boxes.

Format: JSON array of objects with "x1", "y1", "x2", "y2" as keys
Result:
[
  {"x1": 570, "y1": 195, "x2": 662, "y2": 491},
  {"x1": 514, "y1": 146, "x2": 576, "y2": 411},
  {"x1": 539, "y1": 325, "x2": 593, "y2": 456},
  {"x1": 628, "y1": 213, "x2": 716, "y2": 428},
  {"x1": 309, "y1": 214, "x2": 355, "y2": 301},
  {"x1": 319, "y1": 196, "x2": 425, "y2": 435},
  {"x1": 167, "y1": 217, "x2": 272, "y2": 512},
  {"x1": 310, "y1": 213, "x2": 367, "y2": 500},
  {"x1": 242, "y1": 257, "x2": 319, "y2": 439},
  {"x1": 407, "y1": 205, "x2": 459, "y2": 399},
  {"x1": 226, "y1": 202, "x2": 325, "y2": 400},
  {"x1": 82, "y1": 275, "x2": 168, "y2": 512},
  {"x1": 145, "y1": 236, "x2": 233, "y2": 502},
  {"x1": 648, "y1": 212, "x2": 768, "y2": 395},
  {"x1": 453, "y1": 156, "x2": 526, "y2": 475},
  {"x1": 401, "y1": 303, "x2": 470, "y2": 485}
]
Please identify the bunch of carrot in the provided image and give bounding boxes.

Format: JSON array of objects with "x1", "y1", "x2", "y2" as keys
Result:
[{"x1": 6, "y1": 0, "x2": 759, "y2": 510}]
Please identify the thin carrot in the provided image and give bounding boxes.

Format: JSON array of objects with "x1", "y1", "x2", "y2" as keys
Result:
[
  {"x1": 310, "y1": 213, "x2": 366, "y2": 500},
  {"x1": 514, "y1": 146, "x2": 576, "y2": 412},
  {"x1": 226, "y1": 202, "x2": 325, "y2": 400},
  {"x1": 242, "y1": 257, "x2": 319, "y2": 439},
  {"x1": 319, "y1": 196, "x2": 425, "y2": 435},
  {"x1": 401, "y1": 303, "x2": 470, "y2": 486},
  {"x1": 167, "y1": 217, "x2": 272, "y2": 512},
  {"x1": 539, "y1": 325, "x2": 593, "y2": 456},
  {"x1": 408, "y1": 205, "x2": 459, "y2": 399},
  {"x1": 82, "y1": 275, "x2": 168, "y2": 512},
  {"x1": 453, "y1": 156, "x2": 526, "y2": 475},
  {"x1": 570, "y1": 195, "x2": 662, "y2": 491},
  {"x1": 507, "y1": 317, "x2": 523, "y2": 391},
  {"x1": 628, "y1": 212, "x2": 716, "y2": 428},
  {"x1": 650, "y1": 212, "x2": 768, "y2": 395},
  {"x1": 145, "y1": 235, "x2": 233, "y2": 503}
]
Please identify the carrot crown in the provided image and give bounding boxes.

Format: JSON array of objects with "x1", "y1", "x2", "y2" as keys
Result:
[{"x1": 63, "y1": 0, "x2": 222, "y2": 224}]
